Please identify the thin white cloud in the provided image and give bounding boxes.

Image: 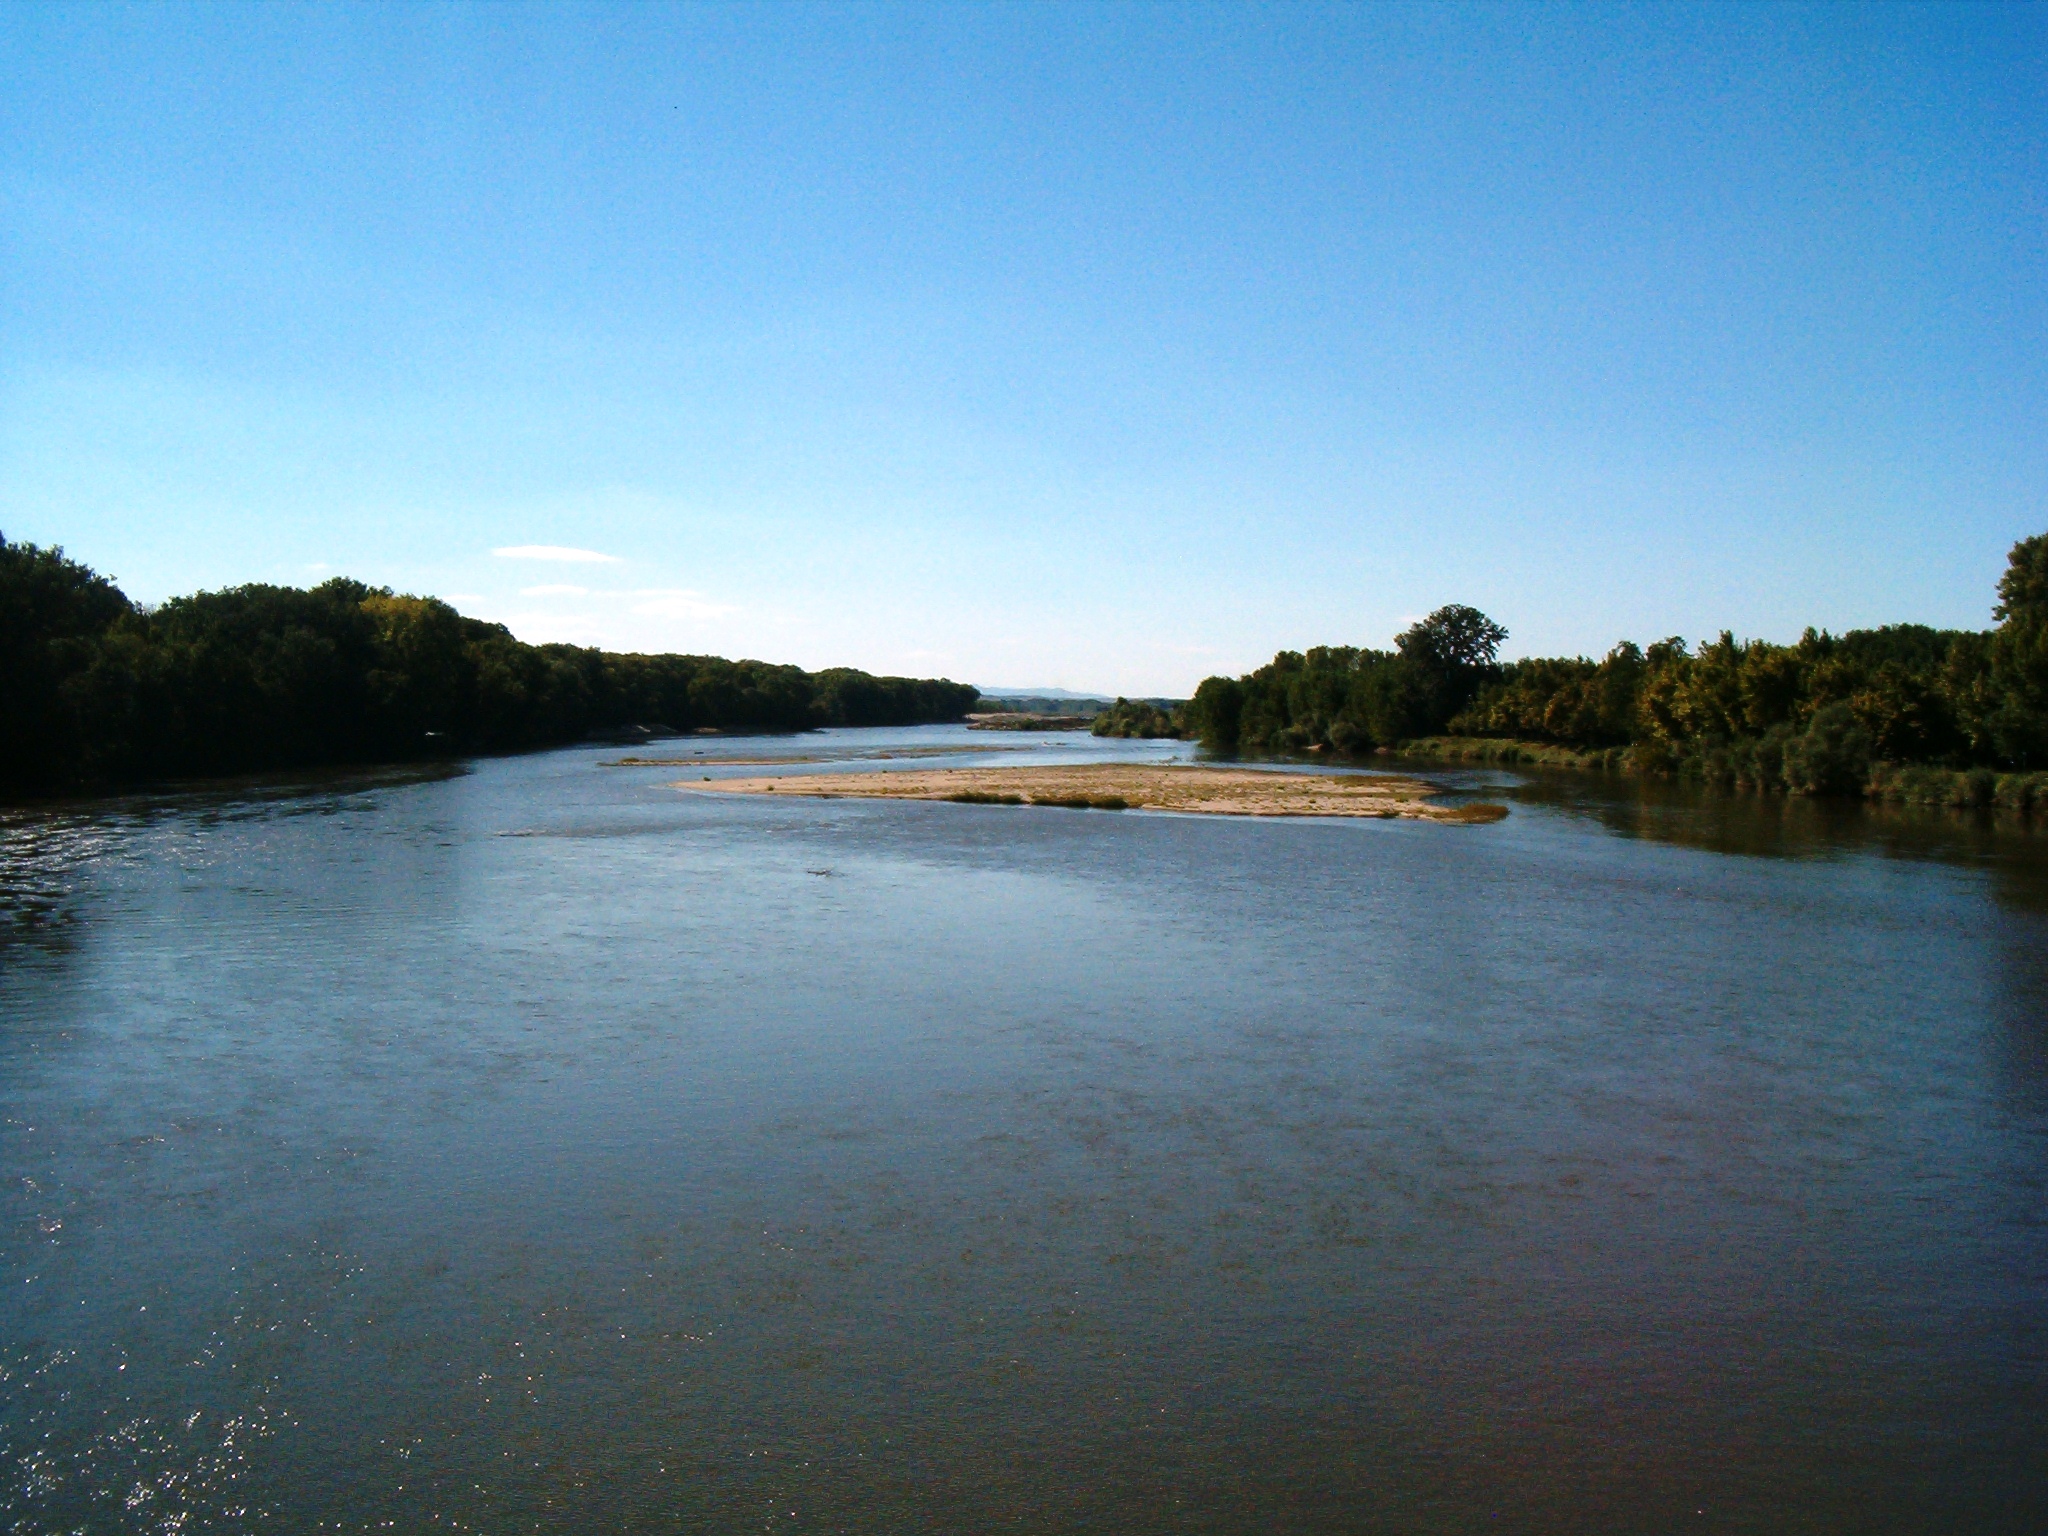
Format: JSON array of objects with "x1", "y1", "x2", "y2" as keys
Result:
[
  {"x1": 520, "y1": 584, "x2": 589, "y2": 597},
  {"x1": 492, "y1": 545, "x2": 622, "y2": 564}
]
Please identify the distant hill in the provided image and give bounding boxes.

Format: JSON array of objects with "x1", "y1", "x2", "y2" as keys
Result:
[
  {"x1": 974, "y1": 692, "x2": 1115, "y2": 716},
  {"x1": 972, "y1": 686, "x2": 1114, "y2": 702}
]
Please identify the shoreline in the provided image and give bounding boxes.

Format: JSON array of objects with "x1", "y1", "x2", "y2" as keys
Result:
[{"x1": 1385, "y1": 736, "x2": 2048, "y2": 815}]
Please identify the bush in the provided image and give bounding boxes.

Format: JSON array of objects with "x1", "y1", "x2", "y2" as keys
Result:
[
  {"x1": 1092, "y1": 699, "x2": 1183, "y2": 739},
  {"x1": 1782, "y1": 703, "x2": 1873, "y2": 796},
  {"x1": 1993, "y1": 772, "x2": 2048, "y2": 813}
]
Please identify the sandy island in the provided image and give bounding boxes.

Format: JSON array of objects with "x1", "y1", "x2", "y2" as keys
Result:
[{"x1": 675, "y1": 763, "x2": 1507, "y2": 823}]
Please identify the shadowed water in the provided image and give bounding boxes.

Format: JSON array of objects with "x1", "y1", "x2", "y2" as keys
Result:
[{"x1": 3, "y1": 729, "x2": 2045, "y2": 1532}]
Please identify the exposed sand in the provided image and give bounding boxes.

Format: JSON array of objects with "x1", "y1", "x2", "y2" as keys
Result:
[{"x1": 675, "y1": 763, "x2": 1507, "y2": 823}]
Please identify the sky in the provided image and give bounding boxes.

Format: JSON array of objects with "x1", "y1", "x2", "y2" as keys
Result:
[{"x1": 2, "y1": 2, "x2": 2043, "y2": 695}]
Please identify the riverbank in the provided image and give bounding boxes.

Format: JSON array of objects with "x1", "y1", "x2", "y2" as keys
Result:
[
  {"x1": 678, "y1": 763, "x2": 1508, "y2": 822},
  {"x1": 1389, "y1": 736, "x2": 2048, "y2": 814},
  {"x1": 1386, "y1": 736, "x2": 1627, "y2": 771}
]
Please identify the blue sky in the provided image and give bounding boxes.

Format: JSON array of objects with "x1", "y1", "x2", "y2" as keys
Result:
[{"x1": 2, "y1": 2, "x2": 2042, "y2": 694}]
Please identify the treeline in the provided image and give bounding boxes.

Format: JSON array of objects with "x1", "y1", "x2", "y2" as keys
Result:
[
  {"x1": 980, "y1": 694, "x2": 1111, "y2": 717},
  {"x1": 1186, "y1": 533, "x2": 2048, "y2": 800},
  {"x1": 1, "y1": 538, "x2": 978, "y2": 798},
  {"x1": 1091, "y1": 699, "x2": 1183, "y2": 739},
  {"x1": 1188, "y1": 603, "x2": 1509, "y2": 756}
]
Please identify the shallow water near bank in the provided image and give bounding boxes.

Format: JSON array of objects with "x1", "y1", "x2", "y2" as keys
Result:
[{"x1": 4, "y1": 726, "x2": 2045, "y2": 1532}]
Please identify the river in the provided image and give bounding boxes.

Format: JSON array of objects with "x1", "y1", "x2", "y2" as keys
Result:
[{"x1": 3, "y1": 727, "x2": 2044, "y2": 1532}]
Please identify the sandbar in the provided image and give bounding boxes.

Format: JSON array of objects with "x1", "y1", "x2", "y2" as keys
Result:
[{"x1": 675, "y1": 763, "x2": 1507, "y2": 823}]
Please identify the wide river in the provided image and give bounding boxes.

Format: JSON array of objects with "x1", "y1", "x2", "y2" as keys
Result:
[{"x1": 3, "y1": 728, "x2": 2044, "y2": 1533}]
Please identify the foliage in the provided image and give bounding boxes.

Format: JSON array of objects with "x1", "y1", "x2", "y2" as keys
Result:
[
  {"x1": 0, "y1": 538, "x2": 978, "y2": 797},
  {"x1": 969, "y1": 712, "x2": 1094, "y2": 731},
  {"x1": 978, "y1": 695, "x2": 1111, "y2": 716},
  {"x1": 1449, "y1": 643, "x2": 1646, "y2": 748},
  {"x1": 0, "y1": 538, "x2": 136, "y2": 791},
  {"x1": 1186, "y1": 533, "x2": 2048, "y2": 799},
  {"x1": 1185, "y1": 605, "x2": 1506, "y2": 756},
  {"x1": 1091, "y1": 699, "x2": 1184, "y2": 739},
  {"x1": 1994, "y1": 533, "x2": 2048, "y2": 622},
  {"x1": 1395, "y1": 736, "x2": 1627, "y2": 772},
  {"x1": 1867, "y1": 764, "x2": 2048, "y2": 812}
]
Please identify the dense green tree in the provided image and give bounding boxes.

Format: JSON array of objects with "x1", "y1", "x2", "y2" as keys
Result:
[
  {"x1": 1780, "y1": 703, "x2": 1875, "y2": 796},
  {"x1": 1187, "y1": 676, "x2": 1246, "y2": 751},
  {"x1": 0, "y1": 538, "x2": 978, "y2": 798},
  {"x1": 1185, "y1": 532, "x2": 2048, "y2": 797},
  {"x1": 1970, "y1": 533, "x2": 2048, "y2": 768},
  {"x1": 1092, "y1": 698, "x2": 1183, "y2": 738},
  {"x1": 1393, "y1": 605, "x2": 1507, "y2": 730},
  {"x1": 1184, "y1": 607, "x2": 1503, "y2": 756},
  {"x1": 1995, "y1": 533, "x2": 2048, "y2": 622},
  {"x1": 1396, "y1": 604, "x2": 1506, "y2": 675},
  {"x1": 0, "y1": 538, "x2": 136, "y2": 789}
]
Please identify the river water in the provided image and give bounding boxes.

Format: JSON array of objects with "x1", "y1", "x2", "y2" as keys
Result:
[{"x1": 3, "y1": 728, "x2": 2044, "y2": 1533}]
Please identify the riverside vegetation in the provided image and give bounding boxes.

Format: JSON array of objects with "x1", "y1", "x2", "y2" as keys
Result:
[
  {"x1": 14, "y1": 530, "x2": 2048, "y2": 811},
  {"x1": 1090, "y1": 698, "x2": 1183, "y2": 739},
  {"x1": 1180, "y1": 533, "x2": 2048, "y2": 811},
  {"x1": 0, "y1": 537, "x2": 977, "y2": 798}
]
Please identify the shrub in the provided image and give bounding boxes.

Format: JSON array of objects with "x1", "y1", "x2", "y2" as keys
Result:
[
  {"x1": 1782, "y1": 703, "x2": 1874, "y2": 796},
  {"x1": 1993, "y1": 772, "x2": 2048, "y2": 813}
]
